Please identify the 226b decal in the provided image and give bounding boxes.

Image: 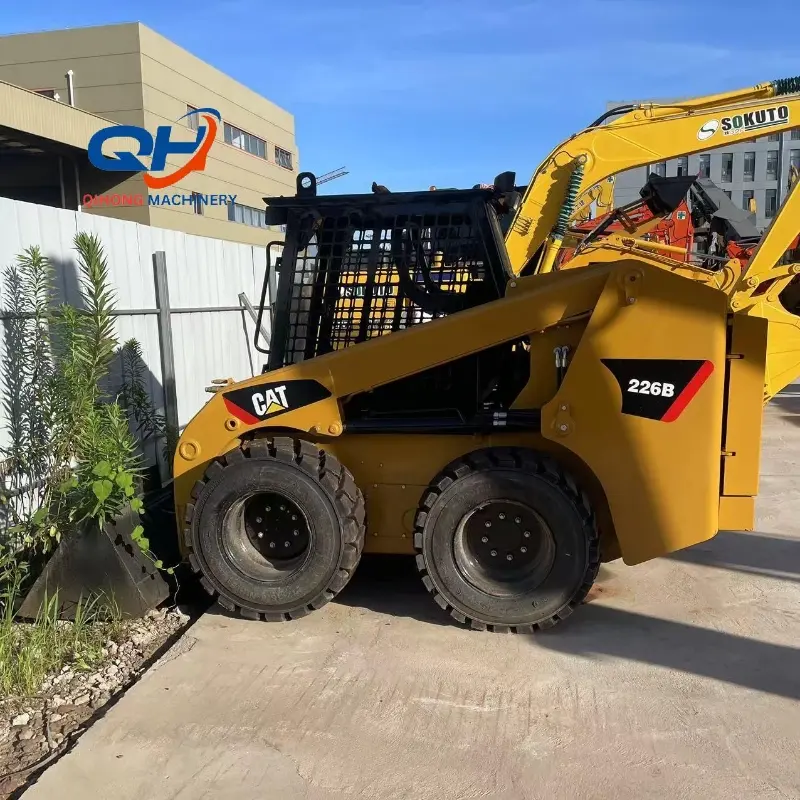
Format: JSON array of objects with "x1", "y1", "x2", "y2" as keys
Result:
[
  {"x1": 602, "y1": 359, "x2": 714, "y2": 422},
  {"x1": 627, "y1": 379, "x2": 674, "y2": 397},
  {"x1": 222, "y1": 379, "x2": 331, "y2": 425}
]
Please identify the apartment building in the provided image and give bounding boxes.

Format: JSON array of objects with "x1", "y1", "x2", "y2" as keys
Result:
[
  {"x1": 607, "y1": 101, "x2": 799, "y2": 231},
  {"x1": 0, "y1": 23, "x2": 298, "y2": 245}
]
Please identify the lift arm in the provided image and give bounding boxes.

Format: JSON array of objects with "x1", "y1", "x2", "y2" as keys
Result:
[{"x1": 506, "y1": 76, "x2": 800, "y2": 276}]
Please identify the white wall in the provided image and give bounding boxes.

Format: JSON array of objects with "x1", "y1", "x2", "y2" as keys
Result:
[{"x1": 0, "y1": 196, "x2": 277, "y2": 472}]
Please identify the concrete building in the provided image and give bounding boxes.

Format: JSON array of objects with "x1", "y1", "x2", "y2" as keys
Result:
[
  {"x1": 608, "y1": 101, "x2": 800, "y2": 232},
  {"x1": 0, "y1": 23, "x2": 298, "y2": 245}
]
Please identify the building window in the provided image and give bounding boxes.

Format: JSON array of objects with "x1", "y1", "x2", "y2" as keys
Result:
[
  {"x1": 742, "y1": 189, "x2": 754, "y2": 211},
  {"x1": 766, "y1": 150, "x2": 779, "y2": 180},
  {"x1": 792, "y1": 129, "x2": 800, "y2": 141},
  {"x1": 721, "y1": 153, "x2": 733, "y2": 183},
  {"x1": 34, "y1": 88, "x2": 58, "y2": 99},
  {"x1": 791, "y1": 149, "x2": 800, "y2": 171},
  {"x1": 224, "y1": 122, "x2": 267, "y2": 159},
  {"x1": 227, "y1": 201, "x2": 267, "y2": 228},
  {"x1": 767, "y1": 133, "x2": 780, "y2": 142},
  {"x1": 275, "y1": 146, "x2": 293, "y2": 170},
  {"x1": 698, "y1": 154, "x2": 711, "y2": 178},
  {"x1": 676, "y1": 156, "x2": 688, "y2": 176},
  {"x1": 191, "y1": 191, "x2": 203, "y2": 215},
  {"x1": 765, "y1": 188, "x2": 778, "y2": 218},
  {"x1": 743, "y1": 152, "x2": 755, "y2": 182},
  {"x1": 650, "y1": 161, "x2": 667, "y2": 177},
  {"x1": 186, "y1": 105, "x2": 199, "y2": 130}
]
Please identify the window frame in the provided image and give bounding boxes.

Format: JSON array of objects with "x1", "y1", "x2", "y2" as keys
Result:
[
  {"x1": 190, "y1": 191, "x2": 204, "y2": 216},
  {"x1": 766, "y1": 150, "x2": 779, "y2": 181},
  {"x1": 765, "y1": 188, "x2": 778, "y2": 218},
  {"x1": 223, "y1": 121, "x2": 268, "y2": 160},
  {"x1": 721, "y1": 153, "x2": 734, "y2": 183},
  {"x1": 743, "y1": 151, "x2": 756, "y2": 182},
  {"x1": 275, "y1": 146, "x2": 293, "y2": 170},
  {"x1": 698, "y1": 154, "x2": 711, "y2": 179}
]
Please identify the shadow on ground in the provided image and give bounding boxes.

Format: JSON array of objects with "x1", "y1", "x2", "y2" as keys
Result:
[
  {"x1": 770, "y1": 389, "x2": 800, "y2": 425},
  {"x1": 335, "y1": 554, "x2": 451, "y2": 626},
  {"x1": 668, "y1": 529, "x2": 800, "y2": 583},
  {"x1": 536, "y1": 603, "x2": 800, "y2": 700}
]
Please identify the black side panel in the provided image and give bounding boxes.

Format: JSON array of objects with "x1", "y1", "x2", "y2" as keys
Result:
[
  {"x1": 601, "y1": 358, "x2": 714, "y2": 422},
  {"x1": 223, "y1": 379, "x2": 331, "y2": 424}
]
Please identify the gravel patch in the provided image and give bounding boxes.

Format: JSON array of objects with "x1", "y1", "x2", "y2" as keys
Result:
[{"x1": 0, "y1": 606, "x2": 191, "y2": 797}]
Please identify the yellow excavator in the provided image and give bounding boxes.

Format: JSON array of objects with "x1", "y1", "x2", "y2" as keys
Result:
[
  {"x1": 506, "y1": 75, "x2": 800, "y2": 277},
  {"x1": 491, "y1": 76, "x2": 800, "y2": 401},
  {"x1": 170, "y1": 108, "x2": 800, "y2": 632}
]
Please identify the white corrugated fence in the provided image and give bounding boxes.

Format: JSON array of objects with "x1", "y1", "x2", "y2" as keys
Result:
[{"x1": 0, "y1": 196, "x2": 279, "y2": 475}]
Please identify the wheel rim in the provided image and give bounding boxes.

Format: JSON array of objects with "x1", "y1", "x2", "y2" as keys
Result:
[
  {"x1": 453, "y1": 499, "x2": 556, "y2": 597},
  {"x1": 221, "y1": 491, "x2": 312, "y2": 583}
]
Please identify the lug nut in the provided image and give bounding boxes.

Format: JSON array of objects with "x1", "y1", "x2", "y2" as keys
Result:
[
  {"x1": 490, "y1": 550, "x2": 498, "y2": 557},
  {"x1": 481, "y1": 536, "x2": 489, "y2": 543},
  {"x1": 256, "y1": 517, "x2": 262, "y2": 524},
  {"x1": 507, "y1": 554, "x2": 513, "y2": 561},
  {"x1": 293, "y1": 529, "x2": 299, "y2": 536},
  {"x1": 280, "y1": 505, "x2": 285, "y2": 511},
  {"x1": 515, "y1": 517, "x2": 521, "y2": 524},
  {"x1": 499, "y1": 512, "x2": 506, "y2": 520},
  {"x1": 485, "y1": 521, "x2": 492, "y2": 528},
  {"x1": 520, "y1": 546, "x2": 528, "y2": 554},
  {"x1": 265, "y1": 506, "x2": 271, "y2": 512},
  {"x1": 257, "y1": 532, "x2": 264, "y2": 539},
  {"x1": 292, "y1": 515, "x2": 297, "y2": 521},
  {"x1": 284, "y1": 541, "x2": 290, "y2": 547},
  {"x1": 269, "y1": 542, "x2": 276, "y2": 549},
  {"x1": 523, "y1": 531, "x2": 531, "y2": 538}
]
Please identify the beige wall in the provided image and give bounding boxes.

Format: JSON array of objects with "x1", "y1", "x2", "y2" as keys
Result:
[
  {"x1": 0, "y1": 22, "x2": 299, "y2": 245},
  {"x1": 0, "y1": 24, "x2": 145, "y2": 125},
  {"x1": 136, "y1": 24, "x2": 299, "y2": 245}
]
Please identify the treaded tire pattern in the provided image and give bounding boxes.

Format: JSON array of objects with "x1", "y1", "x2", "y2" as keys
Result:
[
  {"x1": 413, "y1": 447, "x2": 600, "y2": 633},
  {"x1": 185, "y1": 437, "x2": 366, "y2": 621}
]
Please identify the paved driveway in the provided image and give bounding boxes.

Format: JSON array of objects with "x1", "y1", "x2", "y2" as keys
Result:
[{"x1": 24, "y1": 398, "x2": 800, "y2": 800}]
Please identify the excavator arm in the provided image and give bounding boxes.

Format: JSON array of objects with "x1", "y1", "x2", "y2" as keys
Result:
[{"x1": 506, "y1": 76, "x2": 800, "y2": 276}]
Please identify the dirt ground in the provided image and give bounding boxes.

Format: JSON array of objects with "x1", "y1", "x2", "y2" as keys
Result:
[{"x1": 20, "y1": 396, "x2": 800, "y2": 800}]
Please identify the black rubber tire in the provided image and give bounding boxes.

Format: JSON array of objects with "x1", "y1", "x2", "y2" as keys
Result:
[
  {"x1": 184, "y1": 437, "x2": 365, "y2": 621},
  {"x1": 413, "y1": 448, "x2": 600, "y2": 633}
]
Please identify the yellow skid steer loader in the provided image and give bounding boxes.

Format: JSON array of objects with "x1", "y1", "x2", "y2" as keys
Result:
[{"x1": 172, "y1": 170, "x2": 793, "y2": 631}]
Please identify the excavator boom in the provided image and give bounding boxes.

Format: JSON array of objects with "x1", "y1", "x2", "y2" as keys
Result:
[{"x1": 507, "y1": 75, "x2": 800, "y2": 276}]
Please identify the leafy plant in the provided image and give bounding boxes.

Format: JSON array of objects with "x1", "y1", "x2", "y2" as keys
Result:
[
  {"x1": 0, "y1": 233, "x2": 156, "y2": 584},
  {"x1": 119, "y1": 338, "x2": 178, "y2": 469}
]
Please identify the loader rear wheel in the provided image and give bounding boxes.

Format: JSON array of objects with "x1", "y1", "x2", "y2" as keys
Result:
[
  {"x1": 185, "y1": 438, "x2": 366, "y2": 620},
  {"x1": 413, "y1": 448, "x2": 599, "y2": 632}
]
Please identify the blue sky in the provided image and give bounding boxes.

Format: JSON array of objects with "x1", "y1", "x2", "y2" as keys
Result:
[{"x1": 2, "y1": 0, "x2": 798, "y2": 194}]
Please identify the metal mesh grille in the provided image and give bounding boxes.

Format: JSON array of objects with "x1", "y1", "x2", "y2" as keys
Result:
[{"x1": 280, "y1": 209, "x2": 494, "y2": 363}]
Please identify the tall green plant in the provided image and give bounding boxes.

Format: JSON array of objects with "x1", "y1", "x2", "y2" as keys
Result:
[
  {"x1": 0, "y1": 233, "x2": 147, "y2": 582},
  {"x1": 119, "y1": 338, "x2": 179, "y2": 469}
]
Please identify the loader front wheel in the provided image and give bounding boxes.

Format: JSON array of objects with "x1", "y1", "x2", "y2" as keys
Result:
[
  {"x1": 185, "y1": 438, "x2": 365, "y2": 620},
  {"x1": 414, "y1": 449, "x2": 599, "y2": 632}
]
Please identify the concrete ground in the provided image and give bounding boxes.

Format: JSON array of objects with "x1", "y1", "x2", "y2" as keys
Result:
[{"x1": 24, "y1": 398, "x2": 800, "y2": 800}]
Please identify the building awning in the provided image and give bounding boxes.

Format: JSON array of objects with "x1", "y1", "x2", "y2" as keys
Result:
[{"x1": 0, "y1": 79, "x2": 111, "y2": 155}]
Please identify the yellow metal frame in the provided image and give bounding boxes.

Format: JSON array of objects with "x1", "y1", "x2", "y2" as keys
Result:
[
  {"x1": 506, "y1": 78, "x2": 800, "y2": 277},
  {"x1": 175, "y1": 261, "x2": 761, "y2": 563}
]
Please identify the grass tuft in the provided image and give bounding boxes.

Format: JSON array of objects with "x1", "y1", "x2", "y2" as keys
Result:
[{"x1": 0, "y1": 575, "x2": 122, "y2": 698}]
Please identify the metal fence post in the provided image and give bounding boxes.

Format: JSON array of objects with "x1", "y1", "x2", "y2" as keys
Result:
[{"x1": 153, "y1": 251, "x2": 179, "y2": 485}]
